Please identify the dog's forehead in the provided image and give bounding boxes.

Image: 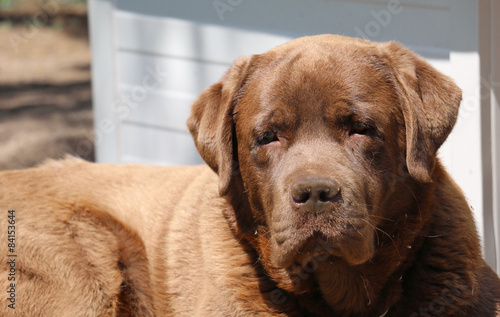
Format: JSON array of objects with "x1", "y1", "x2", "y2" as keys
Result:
[
  {"x1": 239, "y1": 36, "x2": 398, "y2": 126},
  {"x1": 260, "y1": 36, "x2": 390, "y2": 95}
]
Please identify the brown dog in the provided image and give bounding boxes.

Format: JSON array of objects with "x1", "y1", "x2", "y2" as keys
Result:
[{"x1": 1, "y1": 35, "x2": 499, "y2": 316}]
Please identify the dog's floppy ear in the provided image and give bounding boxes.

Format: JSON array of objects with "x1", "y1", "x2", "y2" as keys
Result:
[
  {"x1": 187, "y1": 56, "x2": 253, "y2": 196},
  {"x1": 384, "y1": 42, "x2": 462, "y2": 183}
]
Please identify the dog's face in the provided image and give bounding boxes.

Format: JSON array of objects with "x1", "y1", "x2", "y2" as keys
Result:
[
  {"x1": 188, "y1": 35, "x2": 461, "y2": 273},
  {"x1": 233, "y1": 41, "x2": 406, "y2": 268}
]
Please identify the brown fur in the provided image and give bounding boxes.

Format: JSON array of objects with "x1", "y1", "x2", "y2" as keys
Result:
[{"x1": 1, "y1": 35, "x2": 499, "y2": 316}]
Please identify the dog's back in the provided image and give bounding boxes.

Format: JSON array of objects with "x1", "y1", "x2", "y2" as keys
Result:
[{"x1": 0, "y1": 160, "x2": 217, "y2": 316}]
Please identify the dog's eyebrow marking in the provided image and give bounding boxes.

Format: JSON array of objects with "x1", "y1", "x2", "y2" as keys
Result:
[{"x1": 254, "y1": 108, "x2": 288, "y2": 132}]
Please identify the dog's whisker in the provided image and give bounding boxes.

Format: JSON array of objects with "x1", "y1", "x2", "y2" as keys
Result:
[{"x1": 361, "y1": 219, "x2": 401, "y2": 259}]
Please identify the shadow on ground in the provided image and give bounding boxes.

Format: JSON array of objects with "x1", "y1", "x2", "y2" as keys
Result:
[
  {"x1": 0, "y1": 13, "x2": 94, "y2": 170},
  {"x1": 0, "y1": 80, "x2": 94, "y2": 170}
]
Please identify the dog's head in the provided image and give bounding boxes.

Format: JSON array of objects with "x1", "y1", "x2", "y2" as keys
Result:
[{"x1": 188, "y1": 35, "x2": 461, "y2": 276}]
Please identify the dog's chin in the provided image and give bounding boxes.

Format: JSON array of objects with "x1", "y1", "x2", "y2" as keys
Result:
[
  {"x1": 270, "y1": 230, "x2": 375, "y2": 269},
  {"x1": 337, "y1": 235, "x2": 375, "y2": 266}
]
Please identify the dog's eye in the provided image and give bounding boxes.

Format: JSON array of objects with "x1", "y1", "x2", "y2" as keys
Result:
[
  {"x1": 258, "y1": 131, "x2": 279, "y2": 145},
  {"x1": 350, "y1": 122, "x2": 369, "y2": 135}
]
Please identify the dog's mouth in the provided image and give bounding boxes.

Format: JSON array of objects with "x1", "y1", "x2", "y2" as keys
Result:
[
  {"x1": 294, "y1": 233, "x2": 343, "y2": 265},
  {"x1": 271, "y1": 225, "x2": 375, "y2": 269}
]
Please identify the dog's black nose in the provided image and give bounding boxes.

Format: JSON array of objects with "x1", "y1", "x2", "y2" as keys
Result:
[{"x1": 291, "y1": 178, "x2": 340, "y2": 213}]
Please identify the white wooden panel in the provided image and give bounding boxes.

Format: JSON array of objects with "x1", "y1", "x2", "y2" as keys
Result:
[
  {"x1": 119, "y1": 87, "x2": 196, "y2": 132},
  {"x1": 482, "y1": 0, "x2": 500, "y2": 272},
  {"x1": 449, "y1": 51, "x2": 482, "y2": 219},
  {"x1": 121, "y1": 154, "x2": 186, "y2": 166},
  {"x1": 121, "y1": 123, "x2": 203, "y2": 166},
  {"x1": 115, "y1": 11, "x2": 293, "y2": 64},
  {"x1": 448, "y1": 0, "x2": 485, "y2": 244},
  {"x1": 117, "y1": 51, "x2": 228, "y2": 97},
  {"x1": 477, "y1": 0, "x2": 495, "y2": 269},
  {"x1": 115, "y1": 0, "x2": 455, "y2": 50},
  {"x1": 492, "y1": 0, "x2": 500, "y2": 274},
  {"x1": 88, "y1": 0, "x2": 120, "y2": 163}
]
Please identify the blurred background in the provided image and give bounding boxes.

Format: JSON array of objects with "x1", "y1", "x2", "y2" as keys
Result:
[
  {"x1": 0, "y1": 0, "x2": 92, "y2": 170},
  {"x1": 0, "y1": 0, "x2": 498, "y2": 271}
]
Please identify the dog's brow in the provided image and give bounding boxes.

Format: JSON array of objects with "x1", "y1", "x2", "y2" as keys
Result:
[{"x1": 254, "y1": 108, "x2": 285, "y2": 130}]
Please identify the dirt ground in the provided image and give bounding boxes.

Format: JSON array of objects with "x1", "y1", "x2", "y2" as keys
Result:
[{"x1": 0, "y1": 9, "x2": 93, "y2": 170}]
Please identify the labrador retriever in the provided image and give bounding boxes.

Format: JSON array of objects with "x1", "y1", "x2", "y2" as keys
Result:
[{"x1": 1, "y1": 35, "x2": 499, "y2": 316}]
